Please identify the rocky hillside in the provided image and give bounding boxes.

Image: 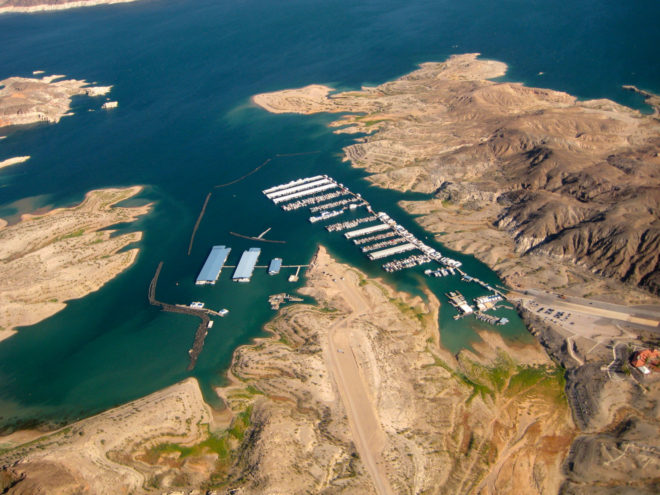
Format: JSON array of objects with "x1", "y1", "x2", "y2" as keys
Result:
[{"x1": 254, "y1": 54, "x2": 660, "y2": 296}]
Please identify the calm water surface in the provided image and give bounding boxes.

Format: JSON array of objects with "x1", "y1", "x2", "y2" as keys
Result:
[{"x1": 0, "y1": 0, "x2": 658, "y2": 430}]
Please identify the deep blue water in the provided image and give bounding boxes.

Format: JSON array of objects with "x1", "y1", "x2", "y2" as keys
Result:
[{"x1": 0, "y1": 0, "x2": 658, "y2": 430}]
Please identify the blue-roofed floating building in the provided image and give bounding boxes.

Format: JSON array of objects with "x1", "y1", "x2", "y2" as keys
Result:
[
  {"x1": 232, "y1": 247, "x2": 261, "y2": 282},
  {"x1": 196, "y1": 245, "x2": 231, "y2": 285},
  {"x1": 268, "y1": 258, "x2": 282, "y2": 275}
]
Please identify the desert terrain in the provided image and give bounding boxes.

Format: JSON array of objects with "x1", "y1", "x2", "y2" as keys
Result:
[
  {"x1": 254, "y1": 53, "x2": 660, "y2": 493},
  {"x1": 0, "y1": 186, "x2": 150, "y2": 341},
  {"x1": 1, "y1": 247, "x2": 575, "y2": 494},
  {"x1": 254, "y1": 53, "x2": 660, "y2": 300}
]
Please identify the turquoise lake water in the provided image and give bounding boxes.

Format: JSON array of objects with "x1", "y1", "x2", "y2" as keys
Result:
[{"x1": 0, "y1": 0, "x2": 658, "y2": 431}]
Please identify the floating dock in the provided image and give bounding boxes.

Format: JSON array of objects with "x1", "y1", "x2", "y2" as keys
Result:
[
  {"x1": 446, "y1": 291, "x2": 474, "y2": 316},
  {"x1": 268, "y1": 257, "x2": 282, "y2": 275},
  {"x1": 475, "y1": 294, "x2": 503, "y2": 311},
  {"x1": 266, "y1": 178, "x2": 332, "y2": 199},
  {"x1": 233, "y1": 247, "x2": 261, "y2": 282},
  {"x1": 262, "y1": 175, "x2": 325, "y2": 195},
  {"x1": 196, "y1": 245, "x2": 231, "y2": 285},
  {"x1": 272, "y1": 183, "x2": 338, "y2": 204},
  {"x1": 367, "y1": 243, "x2": 417, "y2": 260},
  {"x1": 344, "y1": 223, "x2": 390, "y2": 239}
]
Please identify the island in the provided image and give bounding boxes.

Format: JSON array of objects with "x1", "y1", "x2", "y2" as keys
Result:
[
  {"x1": 0, "y1": 186, "x2": 150, "y2": 342},
  {"x1": 0, "y1": 0, "x2": 138, "y2": 14},
  {"x1": 0, "y1": 246, "x2": 575, "y2": 494},
  {"x1": 0, "y1": 74, "x2": 111, "y2": 129}
]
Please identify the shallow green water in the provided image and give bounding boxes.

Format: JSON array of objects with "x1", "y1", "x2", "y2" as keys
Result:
[{"x1": 0, "y1": 0, "x2": 658, "y2": 430}]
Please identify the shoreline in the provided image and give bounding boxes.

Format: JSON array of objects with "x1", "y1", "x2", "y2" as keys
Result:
[
  {"x1": 253, "y1": 54, "x2": 660, "y2": 492},
  {"x1": 0, "y1": 186, "x2": 151, "y2": 342},
  {"x1": 0, "y1": 156, "x2": 30, "y2": 170},
  {"x1": 0, "y1": 245, "x2": 575, "y2": 493},
  {"x1": 0, "y1": 0, "x2": 138, "y2": 14}
]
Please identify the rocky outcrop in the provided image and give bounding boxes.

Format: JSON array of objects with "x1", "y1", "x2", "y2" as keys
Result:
[{"x1": 0, "y1": 74, "x2": 111, "y2": 129}]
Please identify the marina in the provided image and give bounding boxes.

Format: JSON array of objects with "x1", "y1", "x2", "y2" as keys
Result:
[
  {"x1": 262, "y1": 175, "x2": 325, "y2": 195},
  {"x1": 383, "y1": 254, "x2": 432, "y2": 272},
  {"x1": 446, "y1": 291, "x2": 474, "y2": 319},
  {"x1": 475, "y1": 313, "x2": 509, "y2": 326},
  {"x1": 261, "y1": 174, "x2": 509, "y2": 323}
]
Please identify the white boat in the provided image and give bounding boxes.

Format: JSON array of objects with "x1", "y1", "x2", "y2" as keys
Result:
[{"x1": 309, "y1": 209, "x2": 344, "y2": 223}]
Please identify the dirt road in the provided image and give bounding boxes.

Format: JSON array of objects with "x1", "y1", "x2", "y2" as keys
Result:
[{"x1": 321, "y1": 267, "x2": 394, "y2": 495}]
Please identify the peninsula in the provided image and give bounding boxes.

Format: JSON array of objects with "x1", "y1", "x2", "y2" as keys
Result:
[
  {"x1": 254, "y1": 53, "x2": 660, "y2": 300},
  {"x1": 0, "y1": 186, "x2": 150, "y2": 342},
  {"x1": 254, "y1": 54, "x2": 660, "y2": 493},
  {"x1": 0, "y1": 74, "x2": 111, "y2": 129},
  {"x1": 0, "y1": 0, "x2": 137, "y2": 14},
  {"x1": 0, "y1": 247, "x2": 574, "y2": 493}
]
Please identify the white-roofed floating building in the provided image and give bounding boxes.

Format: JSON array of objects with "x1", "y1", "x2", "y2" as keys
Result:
[
  {"x1": 196, "y1": 245, "x2": 231, "y2": 285},
  {"x1": 232, "y1": 247, "x2": 261, "y2": 282}
]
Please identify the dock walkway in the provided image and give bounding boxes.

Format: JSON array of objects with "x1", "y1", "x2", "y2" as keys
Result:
[{"x1": 149, "y1": 262, "x2": 211, "y2": 370}]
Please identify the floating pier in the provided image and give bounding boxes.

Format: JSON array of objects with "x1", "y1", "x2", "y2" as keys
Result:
[
  {"x1": 309, "y1": 198, "x2": 363, "y2": 212},
  {"x1": 262, "y1": 175, "x2": 325, "y2": 195},
  {"x1": 266, "y1": 178, "x2": 332, "y2": 199},
  {"x1": 353, "y1": 231, "x2": 397, "y2": 245},
  {"x1": 273, "y1": 183, "x2": 338, "y2": 204},
  {"x1": 344, "y1": 223, "x2": 390, "y2": 239},
  {"x1": 382, "y1": 254, "x2": 432, "y2": 272},
  {"x1": 367, "y1": 243, "x2": 417, "y2": 260},
  {"x1": 445, "y1": 291, "x2": 474, "y2": 316},
  {"x1": 326, "y1": 216, "x2": 377, "y2": 232},
  {"x1": 149, "y1": 262, "x2": 211, "y2": 371},
  {"x1": 281, "y1": 190, "x2": 346, "y2": 211}
]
